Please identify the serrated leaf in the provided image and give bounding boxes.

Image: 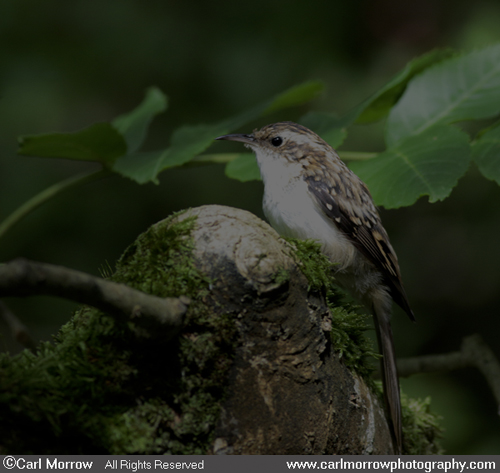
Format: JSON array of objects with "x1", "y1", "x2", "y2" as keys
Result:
[
  {"x1": 299, "y1": 111, "x2": 347, "y2": 148},
  {"x1": 472, "y1": 122, "x2": 500, "y2": 184},
  {"x1": 349, "y1": 125, "x2": 471, "y2": 208},
  {"x1": 225, "y1": 154, "x2": 260, "y2": 182},
  {"x1": 112, "y1": 87, "x2": 168, "y2": 153},
  {"x1": 386, "y1": 44, "x2": 500, "y2": 147},
  {"x1": 18, "y1": 123, "x2": 127, "y2": 167},
  {"x1": 354, "y1": 49, "x2": 454, "y2": 125}
]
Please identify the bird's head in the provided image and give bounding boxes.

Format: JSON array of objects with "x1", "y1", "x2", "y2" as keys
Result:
[{"x1": 216, "y1": 121, "x2": 332, "y2": 165}]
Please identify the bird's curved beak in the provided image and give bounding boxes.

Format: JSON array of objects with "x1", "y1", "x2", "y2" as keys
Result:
[{"x1": 215, "y1": 133, "x2": 255, "y2": 144}]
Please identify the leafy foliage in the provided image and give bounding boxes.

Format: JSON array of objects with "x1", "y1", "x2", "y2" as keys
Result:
[
  {"x1": 472, "y1": 121, "x2": 500, "y2": 185},
  {"x1": 5, "y1": 43, "x2": 500, "y2": 235},
  {"x1": 350, "y1": 125, "x2": 471, "y2": 207},
  {"x1": 385, "y1": 44, "x2": 500, "y2": 147},
  {"x1": 112, "y1": 87, "x2": 168, "y2": 153},
  {"x1": 351, "y1": 44, "x2": 500, "y2": 208},
  {"x1": 225, "y1": 153, "x2": 261, "y2": 182},
  {"x1": 18, "y1": 123, "x2": 126, "y2": 168},
  {"x1": 349, "y1": 48, "x2": 455, "y2": 126},
  {"x1": 17, "y1": 81, "x2": 323, "y2": 186}
]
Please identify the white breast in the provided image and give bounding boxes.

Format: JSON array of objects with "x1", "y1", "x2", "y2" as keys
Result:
[{"x1": 256, "y1": 153, "x2": 357, "y2": 271}]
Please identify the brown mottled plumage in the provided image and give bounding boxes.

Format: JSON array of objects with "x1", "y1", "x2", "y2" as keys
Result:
[{"x1": 216, "y1": 122, "x2": 414, "y2": 454}]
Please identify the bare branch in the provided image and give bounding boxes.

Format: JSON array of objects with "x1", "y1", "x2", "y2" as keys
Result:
[
  {"x1": 397, "y1": 350, "x2": 466, "y2": 375},
  {"x1": 0, "y1": 258, "x2": 189, "y2": 339},
  {"x1": 463, "y1": 335, "x2": 500, "y2": 415},
  {"x1": 0, "y1": 300, "x2": 37, "y2": 350},
  {"x1": 397, "y1": 334, "x2": 500, "y2": 415}
]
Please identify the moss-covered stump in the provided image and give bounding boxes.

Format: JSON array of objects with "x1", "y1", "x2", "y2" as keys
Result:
[{"x1": 0, "y1": 205, "x2": 442, "y2": 454}]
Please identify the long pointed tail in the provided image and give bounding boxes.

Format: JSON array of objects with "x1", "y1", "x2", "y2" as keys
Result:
[{"x1": 372, "y1": 304, "x2": 402, "y2": 455}]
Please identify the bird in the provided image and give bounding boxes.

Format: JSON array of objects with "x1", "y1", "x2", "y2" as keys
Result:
[{"x1": 216, "y1": 121, "x2": 415, "y2": 454}]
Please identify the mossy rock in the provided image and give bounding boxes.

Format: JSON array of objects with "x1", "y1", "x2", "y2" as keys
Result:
[{"x1": 0, "y1": 205, "x2": 442, "y2": 454}]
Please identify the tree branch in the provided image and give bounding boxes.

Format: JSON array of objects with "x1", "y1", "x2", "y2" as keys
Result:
[
  {"x1": 0, "y1": 258, "x2": 188, "y2": 339},
  {"x1": 397, "y1": 334, "x2": 500, "y2": 415}
]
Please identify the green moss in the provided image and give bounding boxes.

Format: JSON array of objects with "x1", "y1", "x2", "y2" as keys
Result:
[
  {"x1": 402, "y1": 393, "x2": 444, "y2": 455},
  {"x1": 328, "y1": 306, "x2": 379, "y2": 379},
  {"x1": 286, "y1": 237, "x2": 444, "y2": 453},
  {"x1": 0, "y1": 211, "x2": 236, "y2": 454},
  {"x1": 0, "y1": 212, "x2": 443, "y2": 454},
  {"x1": 286, "y1": 237, "x2": 377, "y2": 378},
  {"x1": 285, "y1": 238, "x2": 335, "y2": 293},
  {"x1": 272, "y1": 267, "x2": 291, "y2": 285}
]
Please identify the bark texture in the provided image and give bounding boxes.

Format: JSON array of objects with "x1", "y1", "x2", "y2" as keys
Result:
[
  {"x1": 0, "y1": 205, "x2": 407, "y2": 454},
  {"x1": 176, "y1": 205, "x2": 393, "y2": 454}
]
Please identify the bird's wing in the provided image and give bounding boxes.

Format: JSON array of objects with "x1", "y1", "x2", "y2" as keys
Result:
[{"x1": 305, "y1": 175, "x2": 415, "y2": 321}]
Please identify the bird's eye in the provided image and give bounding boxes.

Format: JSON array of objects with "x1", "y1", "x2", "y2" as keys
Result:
[{"x1": 271, "y1": 136, "x2": 283, "y2": 147}]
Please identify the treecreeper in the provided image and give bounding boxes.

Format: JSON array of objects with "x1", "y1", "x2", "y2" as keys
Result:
[{"x1": 217, "y1": 122, "x2": 415, "y2": 454}]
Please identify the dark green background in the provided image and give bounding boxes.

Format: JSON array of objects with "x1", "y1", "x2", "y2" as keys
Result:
[{"x1": 1, "y1": 0, "x2": 499, "y2": 454}]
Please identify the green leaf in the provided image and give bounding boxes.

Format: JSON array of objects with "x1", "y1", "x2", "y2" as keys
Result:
[
  {"x1": 115, "y1": 121, "x2": 231, "y2": 182},
  {"x1": 472, "y1": 122, "x2": 500, "y2": 184},
  {"x1": 18, "y1": 123, "x2": 127, "y2": 167},
  {"x1": 224, "y1": 80, "x2": 324, "y2": 132},
  {"x1": 113, "y1": 150, "x2": 165, "y2": 184},
  {"x1": 164, "y1": 80, "x2": 324, "y2": 172},
  {"x1": 336, "y1": 49, "x2": 454, "y2": 128},
  {"x1": 116, "y1": 81, "x2": 324, "y2": 183},
  {"x1": 299, "y1": 111, "x2": 347, "y2": 148},
  {"x1": 112, "y1": 87, "x2": 168, "y2": 153},
  {"x1": 354, "y1": 49, "x2": 454, "y2": 125},
  {"x1": 17, "y1": 88, "x2": 168, "y2": 169},
  {"x1": 349, "y1": 125, "x2": 471, "y2": 208},
  {"x1": 474, "y1": 118, "x2": 500, "y2": 140},
  {"x1": 386, "y1": 44, "x2": 500, "y2": 147},
  {"x1": 160, "y1": 123, "x2": 229, "y2": 171},
  {"x1": 225, "y1": 154, "x2": 260, "y2": 182},
  {"x1": 262, "y1": 80, "x2": 324, "y2": 115}
]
